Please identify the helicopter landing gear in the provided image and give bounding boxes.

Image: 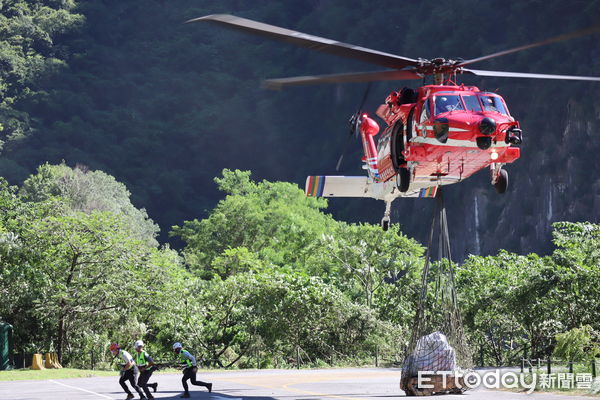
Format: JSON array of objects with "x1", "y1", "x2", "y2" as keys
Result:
[
  {"x1": 494, "y1": 169, "x2": 508, "y2": 193},
  {"x1": 381, "y1": 200, "x2": 392, "y2": 231},
  {"x1": 491, "y1": 163, "x2": 508, "y2": 194},
  {"x1": 396, "y1": 167, "x2": 411, "y2": 192}
]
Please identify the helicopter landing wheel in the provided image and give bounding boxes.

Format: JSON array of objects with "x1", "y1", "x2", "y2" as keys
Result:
[
  {"x1": 381, "y1": 219, "x2": 390, "y2": 231},
  {"x1": 396, "y1": 167, "x2": 411, "y2": 192},
  {"x1": 381, "y1": 201, "x2": 392, "y2": 231},
  {"x1": 494, "y1": 169, "x2": 508, "y2": 194}
]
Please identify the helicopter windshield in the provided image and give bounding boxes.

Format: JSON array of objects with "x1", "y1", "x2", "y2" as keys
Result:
[
  {"x1": 462, "y1": 95, "x2": 483, "y2": 112},
  {"x1": 480, "y1": 95, "x2": 509, "y2": 115},
  {"x1": 434, "y1": 95, "x2": 464, "y2": 115}
]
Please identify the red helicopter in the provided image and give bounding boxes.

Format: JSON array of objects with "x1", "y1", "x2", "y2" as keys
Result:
[{"x1": 187, "y1": 15, "x2": 600, "y2": 229}]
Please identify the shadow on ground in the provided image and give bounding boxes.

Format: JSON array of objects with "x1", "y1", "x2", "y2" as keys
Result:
[{"x1": 108, "y1": 390, "x2": 278, "y2": 400}]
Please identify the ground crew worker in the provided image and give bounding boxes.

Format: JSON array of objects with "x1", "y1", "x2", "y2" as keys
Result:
[
  {"x1": 110, "y1": 343, "x2": 146, "y2": 399},
  {"x1": 172, "y1": 342, "x2": 212, "y2": 398},
  {"x1": 133, "y1": 340, "x2": 158, "y2": 399}
]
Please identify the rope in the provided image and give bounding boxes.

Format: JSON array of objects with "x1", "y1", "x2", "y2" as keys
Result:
[{"x1": 401, "y1": 187, "x2": 473, "y2": 386}]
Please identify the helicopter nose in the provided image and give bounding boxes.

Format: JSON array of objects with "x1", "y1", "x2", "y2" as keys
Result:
[{"x1": 479, "y1": 117, "x2": 496, "y2": 135}]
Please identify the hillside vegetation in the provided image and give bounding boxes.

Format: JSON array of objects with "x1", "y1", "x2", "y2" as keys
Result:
[
  {"x1": 0, "y1": 0, "x2": 597, "y2": 257},
  {"x1": 0, "y1": 0, "x2": 598, "y2": 370},
  {"x1": 1, "y1": 165, "x2": 598, "y2": 368}
]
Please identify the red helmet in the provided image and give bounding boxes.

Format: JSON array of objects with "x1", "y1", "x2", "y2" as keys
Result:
[{"x1": 109, "y1": 343, "x2": 120, "y2": 352}]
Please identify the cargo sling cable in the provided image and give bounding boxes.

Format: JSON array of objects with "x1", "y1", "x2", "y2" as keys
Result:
[{"x1": 400, "y1": 187, "x2": 473, "y2": 396}]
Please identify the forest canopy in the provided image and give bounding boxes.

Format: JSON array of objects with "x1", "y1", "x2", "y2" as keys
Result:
[
  {"x1": 0, "y1": 0, "x2": 598, "y2": 373},
  {"x1": 1, "y1": 165, "x2": 598, "y2": 369}
]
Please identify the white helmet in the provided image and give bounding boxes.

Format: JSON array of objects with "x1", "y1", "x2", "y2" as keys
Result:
[
  {"x1": 172, "y1": 342, "x2": 182, "y2": 350},
  {"x1": 134, "y1": 340, "x2": 144, "y2": 348}
]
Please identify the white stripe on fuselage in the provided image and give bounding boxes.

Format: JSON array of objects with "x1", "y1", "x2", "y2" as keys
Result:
[
  {"x1": 420, "y1": 125, "x2": 469, "y2": 132},
  {"x1": 411, "y1": 136, "x2": 509, "y2": 148}
]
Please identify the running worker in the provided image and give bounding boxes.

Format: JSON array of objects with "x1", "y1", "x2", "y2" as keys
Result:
[
  {"x1": 172, "y1": 342, "x2": 212, "y2": 398},
  {"x1": 133, "y1": 340, "x2": 158, "y2": 399},
  {"x1": 110, "y1": 343, "x2": 145, "y2": 399}
]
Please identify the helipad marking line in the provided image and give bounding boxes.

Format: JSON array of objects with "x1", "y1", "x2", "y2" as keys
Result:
[
  {"x1": 49, "y1": 380, "x2": 113, "y2": 399},
  {"x1": 211, "y1": 397, "x2": 241, "y2": 400}
]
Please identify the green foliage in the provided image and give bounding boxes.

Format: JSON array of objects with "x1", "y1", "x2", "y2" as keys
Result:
[
  {"x1": 0, "y1": 167, "x2": 177, "y2": 366},
  {"x1": 552, "y1": 221, "x2": 599, "y2": 269},
  {"x1": 171, "y1": 169, "x2": 335, "y2": 277},
  {"x1": 28, "y1": 211, "x2": 155, "y2": 363},
  {"x1": 1, "y1": 162, "x2": 598, "y2": 371},
  {"x1": 458, "y1": 222, "x2": 600, "y2": 366},
  {"x1": 312, "y1": 223, "x2": 423, "y2": 308},
  {"x1": 157, "y1": 270, "x2": 395, "y2": 368},
  {"x1": 553, "y1": 325, "x2": 597, "y2": 363},
  {"x1": 21, "y1": 162, "x2": 159, "y2": 245},
  {"x1": 0, "y1": 0, "x2": 83, "y2": 146}
]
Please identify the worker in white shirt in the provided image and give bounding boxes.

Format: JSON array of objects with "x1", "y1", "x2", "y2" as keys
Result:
[
  {"x1": 110, "y1": 342, "x2": 146, "y2": 399},
  {"x1": 172, "y1": 342, "x2": 212, "y2": 398}
]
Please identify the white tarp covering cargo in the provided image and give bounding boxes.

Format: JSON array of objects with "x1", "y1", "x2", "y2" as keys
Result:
[{"x1": 402, "y1": 331, "x2": 457, "y2": 377}]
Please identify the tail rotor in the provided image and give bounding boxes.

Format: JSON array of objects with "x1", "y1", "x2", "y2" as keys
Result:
[{"x1": 335, "y1": 83, "x2": 371, "y2": 171}]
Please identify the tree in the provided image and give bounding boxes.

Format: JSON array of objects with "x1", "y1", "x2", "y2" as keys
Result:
[
  {"x1": 547, "y1": 222, "x2": 600, "y2": 330},
  {"x1": 172, "y1": 169, "x2": 336, "y2": 277},
  {"x1": 153, "y1": 268, "x2": 396, "y2": 368},
  {"x1": 554, "y1": 325, "x2": 598, "y2": 363},
  {"x1": 457, "y1": 222, "x2": 600, "y2": 365},
  {"x1": 21, "y1": 162, "x2": 159, "y2": 245},
  {"x1": 27, "y1": 211, "x2": 154, "y2": 363},
  {"x1": 0, "y1": 165, "x2": 177, "y2": 365},
  {"x1": 0, "y1": 178, "x2": 56, "y2": 353},
  {"x1": 457, "y1": 252, "x2": 534, "y2": 365},
  {"x1": 0, "y1": 0, "x2": 83, "y2": 147},
  {"x1": 314, "y1": 223, "x2": 423, "y2": 308}
]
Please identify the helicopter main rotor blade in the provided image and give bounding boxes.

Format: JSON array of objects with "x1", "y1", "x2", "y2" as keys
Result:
[
  {"x1": 462, "y1": 68, "x2": 600, "y2": 82},
  {"x1": 187, "y1": 14, "x2": 420, "y2": 70},
  {"x1": 356, "y1": 82, "x2": 372, "y2": 116},
  {"x1": 264, "y1": 69, "x2": 422, "y2": 89},
  {"x1": 335, "y1": 137, "x2": 352, "y2": 172},
  {"x1": 458, "y1": 25, "x2": 600, "y2": 67}
]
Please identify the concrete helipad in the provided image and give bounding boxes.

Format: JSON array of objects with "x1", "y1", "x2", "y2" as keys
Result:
[{"x1": 0, "y1": 368, "x2": 593, "y2": 400}]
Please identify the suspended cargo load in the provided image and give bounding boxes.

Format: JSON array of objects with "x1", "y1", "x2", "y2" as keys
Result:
[{"x1": 400, "y1": 332, "x2": 467, "y2": 395}]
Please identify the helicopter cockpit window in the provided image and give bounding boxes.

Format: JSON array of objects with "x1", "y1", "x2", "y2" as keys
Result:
[
  {"x1": 462, "y1": 95, "x2": 482, "y2": 112},
  {"x1": 434, "y1": 95, "x2": 464, "y2": 115},
  {"x1": 420, "y1": 99, "x2": 430, "y2": 123},
  {"x1": 481, "y1": 95, "x2": 509, "y2": 115}
]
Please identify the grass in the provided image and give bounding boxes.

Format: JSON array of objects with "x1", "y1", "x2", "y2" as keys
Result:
[
  {"x1": 0, "y1": 368, "x2": 117, "y2": 381},
  {"x1": 0, "y1": 367, "x2": 201, "y2": 381}
]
